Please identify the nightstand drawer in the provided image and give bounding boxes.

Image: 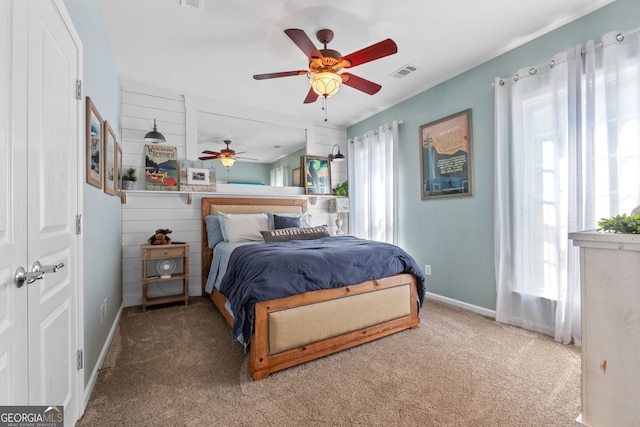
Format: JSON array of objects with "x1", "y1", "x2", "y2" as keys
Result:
[{"x1": 143, "y1": 246, "x2": 185, "y2": 259}]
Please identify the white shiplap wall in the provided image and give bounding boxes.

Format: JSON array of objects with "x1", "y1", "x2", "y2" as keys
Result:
[
  {"x1": 121, "y1": 87, "x2": 186, "y2": 189},
  {"x1": 120, "y1": 85, "x2": 347, "y2": 307},
  {"x1": 122, "y1": 191, "x2": 336, "y2": 307}
]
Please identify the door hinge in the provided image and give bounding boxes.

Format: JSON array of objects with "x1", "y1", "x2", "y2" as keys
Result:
[
  {"x1": 77, "y1": 349, "x2": 83, "y2": 370},
  {"x1": 76, "y1": 80, "x2": 82, "y2": 100},
  {"x1": 76, "y1": 214, "x2": 82, "y2": 235}
]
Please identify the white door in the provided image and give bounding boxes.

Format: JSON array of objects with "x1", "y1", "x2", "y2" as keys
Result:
[
  {"x1": 0, "y1": 1, "x2": 82, "y2": 425},
  {"x1": 0, "y1": 0, "x2": 29, "y2": 406}
]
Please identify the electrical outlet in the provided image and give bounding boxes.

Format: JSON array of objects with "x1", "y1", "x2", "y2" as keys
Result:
[
  {"x1": 424, "y1": 264, "x2": 432, "y2": 276},
  {"x1": 100, "y1": 303, "x2": 105, "y2": 322}
]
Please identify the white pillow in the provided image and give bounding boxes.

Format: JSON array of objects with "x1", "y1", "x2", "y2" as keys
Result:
[{"x1": 218, "y1": 212, "x2": 269, "y2": 243}]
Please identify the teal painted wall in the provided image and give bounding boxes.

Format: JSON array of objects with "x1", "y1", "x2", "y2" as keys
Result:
[
  {"x1": 219, "y1": 147, "x2": 306, "y2": 186},
  {"x1": 219, "y1": 161, "x2": 270, "y2": 185},
  {"x1": 64, "y1": 0, "x2": 122, "y2": 387},
  {"x1": 348, "y1": 0, "x2": 640, "y2": 311}
]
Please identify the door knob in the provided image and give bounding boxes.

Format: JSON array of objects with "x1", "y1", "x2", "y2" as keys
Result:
[
  {"x1": 14, "y1": 267, "x2": 44, "y2": 288},
  {"x1": 32, "y1": 261, "x2": 65, "y2": 274}
]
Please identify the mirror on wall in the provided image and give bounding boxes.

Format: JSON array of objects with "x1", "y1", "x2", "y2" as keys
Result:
[{"x1": 197, "y1": 112, "x2": 306, "y2": 186}]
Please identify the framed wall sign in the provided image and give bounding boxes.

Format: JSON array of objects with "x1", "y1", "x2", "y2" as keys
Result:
[
  {"x1": 145, "y1": 145, "x2": 179, "y2": 191},
  {"x1": 103, "y1": 120, "x2": 118, "y2": 196},
  {"x1": 301, "y1": 156, "x2": 331, "y2": 195},
  {"x1": 85, "y1": 97, "x2": 103, "y2": 189},
  {"x1": 419, "y1": 109, "x2": 473, "y2": 200},
  {"x1": 115, "y1": 142, "x2": 123, "y2": 197}
]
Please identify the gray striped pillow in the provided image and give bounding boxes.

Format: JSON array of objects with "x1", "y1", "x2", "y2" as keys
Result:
[{"x1": 261, "y1": 225, "x2": 330, "y2": 242}]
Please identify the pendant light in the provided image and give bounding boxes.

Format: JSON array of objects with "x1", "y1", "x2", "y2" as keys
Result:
[
  {"x1": 328, "y1": 144, "x2": 345, "y2": 162},
  {"x1": 144, "y1": 119, "x2": 166, "y2": 143}
]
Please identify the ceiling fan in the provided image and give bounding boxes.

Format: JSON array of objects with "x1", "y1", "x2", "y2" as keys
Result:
[
  {"x1": 253, "y1": 28, "x2": 398, "y2": 104},
  {"x1": 199, "y1": 140, "x2": 255, "y2": 167}
]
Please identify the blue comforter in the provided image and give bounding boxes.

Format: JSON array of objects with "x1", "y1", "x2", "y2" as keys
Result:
[{"x1": 218, "y1": 236, "x2": 426, "y2": 346}]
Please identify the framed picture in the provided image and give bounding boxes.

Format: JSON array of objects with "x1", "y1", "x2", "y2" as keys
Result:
[
  {"x1": 115, "y1": 142, "x2": 123, "y2": 197},
  {"x1": 145, "y1": 145, "x2": 179, "y2": 191},
  {"x1": 419, "y1": 109, "x2": 473, "y2": 200},
  {"x1": 292, "y1": 167, "x2": 301, "y2": 187},
  {"x1": 103, "y1": 120, "x2": 118, "y2": 196},
  {"x1": 85, "y1": 97, "x2": 103, "y2": 189},
  {"x1": 187, "y1": 167, "x2": 209, "y2": 185},
  {"x1": 301, "y1": 156, "x2": 331, "y2": 195},
  {"x1": 178, "y1": 160, "x2": 216, "y2": 192}
]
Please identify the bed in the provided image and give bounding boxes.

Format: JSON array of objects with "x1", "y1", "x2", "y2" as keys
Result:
[{"x1": 201, "y1": 197, "x2": 425, "y2": 380}]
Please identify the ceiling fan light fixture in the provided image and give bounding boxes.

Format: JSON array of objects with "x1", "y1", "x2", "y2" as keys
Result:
[
  {"x1": 144, "y1": 119, "x2": 166, "y2": 143},
  {"x1": 311, "y1": 72, "x2": 341, "y2": 98},
  {"x1": 220, "y1": 156, "x2": 236, "y2": 168}
]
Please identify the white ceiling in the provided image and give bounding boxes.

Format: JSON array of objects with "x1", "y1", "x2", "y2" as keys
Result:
[{"x1": 100, "y1": 0, "x2": 613, "y2": 136}]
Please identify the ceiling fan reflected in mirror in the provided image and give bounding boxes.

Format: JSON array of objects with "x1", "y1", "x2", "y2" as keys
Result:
[
  {"x1": 199, "y1": 140, "x2": 256, "y2": 169},
  {"x1": 253, "y1": 28, "x2": 398, "y2": 106}
]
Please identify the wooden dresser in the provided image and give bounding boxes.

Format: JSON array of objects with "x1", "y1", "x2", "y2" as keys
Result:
[{"x1": 569, "y1": 231, "x2": 640, "y2": 426}]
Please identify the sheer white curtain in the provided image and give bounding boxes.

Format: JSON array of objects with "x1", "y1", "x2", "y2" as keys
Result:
[
  {"x1": 495, "y1": 47, "x2": 581, "y2": 343},
  {"x1": 349, "y1": 120, "x2": 399, "y2": 243},
  {"x1": 583, "y1": 31, "x2": 640, "y2": 223},
  {"x1": 495, "y1": 27, "x2": 640, "y2": 345},
  {"x1": 270, "y1": 165, "x2": 288, "y2": 187}
]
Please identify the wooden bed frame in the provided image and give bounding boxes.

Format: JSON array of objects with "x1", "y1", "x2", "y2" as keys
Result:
[{"x1": 201, "y1": 197, "x2": 420, "y2": 380}]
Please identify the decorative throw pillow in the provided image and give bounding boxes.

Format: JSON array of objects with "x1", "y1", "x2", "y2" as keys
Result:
[
  {"x1": 261, "y1": 225, "x2": 330, "y2": 242},
  {"x1": 274, "y1": 214, "x2": 301, "y2": 229},
  {"x1": 266, "y1": 212, "x2": 314, "y2": 229},
  {"x1": 218, "y1": 212, "x2": 269, "y2": 242},
  {"x1": 204, "y1": 215, "x2": 224, "y2": 248}
]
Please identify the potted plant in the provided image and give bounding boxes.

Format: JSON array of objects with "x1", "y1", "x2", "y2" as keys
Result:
[
  {"x1": 333, "y1": 181, "x2": 348, "y2": 197},
  {"x1": 122, "y1": 167, "x2": 137, "y2": 190},
  {"x1": 597, "y1": 213, "x2": 640, "y2": 234}
]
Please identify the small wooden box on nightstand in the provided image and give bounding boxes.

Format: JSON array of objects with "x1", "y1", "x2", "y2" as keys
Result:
[{"x1": 141, "y1": 243, "x2": 189, "y2": 312}]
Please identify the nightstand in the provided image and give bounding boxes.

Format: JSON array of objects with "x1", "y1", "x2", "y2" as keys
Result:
[{"x1": 141, "y1": 243, "x2": 189, "y2": 312}]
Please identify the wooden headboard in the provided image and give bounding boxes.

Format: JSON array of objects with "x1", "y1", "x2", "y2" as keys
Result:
[{"x1": 200, "y1": 198, "x2": 308, "y2": 295}]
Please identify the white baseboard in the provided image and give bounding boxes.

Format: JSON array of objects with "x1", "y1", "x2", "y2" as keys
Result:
[
  {"x1": 425, "y1": 292, "x2": 496, "y2": 319},
  {"x1": 82, "y1": 302, "x2": 124, "y2": 410}
]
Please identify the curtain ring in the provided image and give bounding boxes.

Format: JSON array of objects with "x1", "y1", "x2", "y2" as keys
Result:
[
  {"x1": 499, "y1": 79, "x2": 505, "y2": 86},
  {"x1": 514, "y1": 73, "x2": 519, "y2": 82},
  {"x1": 549, "y1": 60, "x2": 555, "y2": 69},
  {"x1": 529, "y1": 68, "x2": 537, "y2": 75},
  {"x1": 616, "y1": 33, "x2": 624, "y2": 42}
]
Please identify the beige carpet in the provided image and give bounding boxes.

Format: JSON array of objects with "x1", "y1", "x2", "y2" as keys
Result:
[{"x1": 77, "y1": 298, "x2": 581, "y2": 427}]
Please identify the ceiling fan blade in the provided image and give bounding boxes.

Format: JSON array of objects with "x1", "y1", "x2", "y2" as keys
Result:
[
  {"x1": 284, "y1": 29, "x2": 323, "y2": 59},
  {"x1": 342, "y1": 39, "x2": 398, "y2": 68},
  {"x1": 341, "y1": 73, "x2": 382, "y2": 95},
  {"x1": 201, "y1": 150, "x2": 221, "y2": 155},
  {"x1": 198, "y1": 155, "x2": 219, "y2": 160},
  {"x1": 253, "y1": 70, "x2": 308, "y2": 80},
  {"x1": 303, "y1": 87, "x2": 319, "y2": 104},
  {"x1": 237, "y1": 156, "x2": 258, "y2": 161}
]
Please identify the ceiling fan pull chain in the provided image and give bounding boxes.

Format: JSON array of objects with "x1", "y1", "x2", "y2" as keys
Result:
[{"x1": 323, "y1": 97, "x2": 328, "y2": 122}]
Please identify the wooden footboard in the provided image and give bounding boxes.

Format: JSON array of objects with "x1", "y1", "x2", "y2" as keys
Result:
[{"x1": 207, "y1": 273, "x2": 419, "y2": 380}]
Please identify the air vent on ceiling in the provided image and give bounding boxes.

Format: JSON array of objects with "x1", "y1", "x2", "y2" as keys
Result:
[
  {"x1": 390, "y1": 64, "x2": 417, "y2": 78},
  {"x1": 180, "y1": 0, "x2": 204, "y2": 12}
]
